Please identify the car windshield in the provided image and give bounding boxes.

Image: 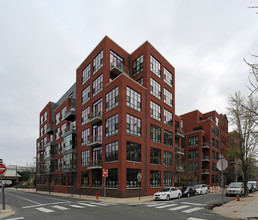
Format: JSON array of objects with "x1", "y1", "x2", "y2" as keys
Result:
[
  {"x1": 159, "y1": 188, "x2": 170, "y2": 192},
  {"x1": 247, "y1": 183, "x2": 252, "y2": 187},
  {"x1": 194, "y1": 185, "x2": 201, "y2": 189},
  {"x1": 228, "y1": 183, "x2": 241, "y2": 188}
]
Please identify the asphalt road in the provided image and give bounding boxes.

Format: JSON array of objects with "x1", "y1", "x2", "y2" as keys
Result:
[{"x1": 1, "y1": 189, "x2": 235, "y2": 220}]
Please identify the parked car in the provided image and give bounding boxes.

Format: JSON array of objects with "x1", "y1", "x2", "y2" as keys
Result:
[
  {"x1": 247, "y1": 183, "x2": 255, "y2": 193},
  {"x1": 181, "y1": 186, "x2": 197, "y2": 197},
  {"x1": 194, "y1": 184, "x2": 208, "y2": 195},
  {"x1": 248, "y1": 181, "x2": 257, "y2": 191},
  {"x1": 225, "y1": 182, "x2": 244, "y2": 196},
  {"x1": 153, "y1": 187, "x2": 182, "y2": 201}
]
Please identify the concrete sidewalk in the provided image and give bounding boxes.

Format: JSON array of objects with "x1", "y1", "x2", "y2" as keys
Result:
[{"x1": 213, "y1": 191, "x2": 258, "y2": 219}]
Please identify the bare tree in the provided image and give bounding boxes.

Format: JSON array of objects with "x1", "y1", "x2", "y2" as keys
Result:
[
  {"x1": 227, "y1": 91, "x2": 258, "y2": 196},
  {"x1": 244, "y1": 55, "x2": 258, "y2": 96}
]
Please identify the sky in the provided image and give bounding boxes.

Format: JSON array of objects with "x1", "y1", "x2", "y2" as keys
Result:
[{"x1": 0, "y1": 0, "x2": 258, "y2": 166}]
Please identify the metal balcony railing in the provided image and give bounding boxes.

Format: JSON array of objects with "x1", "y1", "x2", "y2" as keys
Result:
[
  {"x1": 87, "y1": 136, "x2": 102, "y2": 147},
  {"x1": 87, "y1": 111, "x2": 102, "y2": 125},
  {"x1": 64, "y1": 107, "x2": 76, "y2": 121},
  {"x1": 202, "y1": 156, "x2": 210, "y2": 161},
  {"x1": 85, "y1": 160, "x2": 102, "y2": 169},
  {"x1": 175, "y1": 147, "x2": 185, "y2": 155},
  {"x1": 202, "y1": 143, "x2": 210, "y2": 149},
  {"x1": 175, "y1": 128, "x2": 184, "y2": 138},
  {"x1": 110, "y1": 62, "x2": 129, "y2": 76}
]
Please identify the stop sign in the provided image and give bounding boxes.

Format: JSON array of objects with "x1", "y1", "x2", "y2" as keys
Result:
[
  {"x1": 0, "y1": 164, "x2": 6, "y2": 174},
  {"x1": 103, "y1": 169, "x2": 108, "y2": 177},
  {"x1": 216, "y1": 159, "x2": 228, "y2": 171}
]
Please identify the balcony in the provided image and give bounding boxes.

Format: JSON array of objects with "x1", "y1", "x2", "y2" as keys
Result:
[
  {"x1": 87, "y1": 136, "x2": 102, "y2": 147},
  {"x1": 64, "y1": 107, "x2": 76, "y2": 121},
  {"x1": 62, "y1": 126, "x2": 77, "y2": 137},
  {"x1": 202, "y1": 156, "x2": 210, "y2": 162},
  {"x1": 202, "y1": 169, "x2": 210, "y2": 174},
  {"x1": 63, "y1": 163, "x2": 77, "y2": 173},
  {"x1": 202, "y1": 143, "x2": 210, "y2": 149},
  {"x1": 38, "y1": 145, "x2": 43, "y2": 152},
  {"x1": 110, "y1": 62, "x2": 129, "y2": 80},
  {"x1": 175, "y1": 128, "x2": 184, "y2": 138},
  {"x1": 45, "y1": 140, "x2": 54, "y2": 148},
  {"x1": 175, "y1": 147, "x2": 185, "y2": 155},
  {"x1": 87, "y1": 111, "x2": 102, "y2": 125},
  {"x1": 45, "y1": 124, "x2": 54, "y2": 134},
  {"x1": 86, "y1": 160, "x2": 102, "y2": 169},
  {"x1": 175, "y1": 166, "x2": 184, "y2": 173}
]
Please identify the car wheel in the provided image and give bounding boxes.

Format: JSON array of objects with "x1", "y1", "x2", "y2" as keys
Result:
[
  {"x1": 166, "y1": 195, "x2": 170, "y2": 201},
  {"x1": 178, "y1": 193, "x2": 181, "y2": 199},
  {"x1": 194, "y1": 192, "x2": 197, "y2": 196},
  {"x1": 187, "y1": 193, "x2": 190, "y2": 197}
]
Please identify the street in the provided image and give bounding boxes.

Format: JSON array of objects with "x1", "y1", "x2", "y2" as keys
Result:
[{"x1": 1, "y1": 189, "x2": 235, "y2": 220}]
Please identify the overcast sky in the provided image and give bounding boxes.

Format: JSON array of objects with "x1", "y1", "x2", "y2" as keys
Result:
[{"x1": 0, "y1": 0, "x2": 258, "y2": 166}]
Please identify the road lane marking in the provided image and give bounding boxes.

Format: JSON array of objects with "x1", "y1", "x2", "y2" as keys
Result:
[
  {"x1": 147, "y1": 203, "x2": 165, "y2": 207},
  {"x1": 23, "y1": 201, "x2": 71, "y2": 209},
  {"x1": 168, "y1": 205, "x2": 190, "y2": 211},
  {"x1": 69, "y1": 204, "x2": 85, "y2": 208},
  {"x1": 88, "y1": 202, "x2": 109, "y2": 206},
  {"x1": 6, "y1": 192, "x2": 41, "y2": 205},
  {"x1": 36, "y1": 207, "x2": 55, "y2": 213},
  {"x1": 78, "y1": 202, "x2": 97, "y2": 207},
  {"x1": 181, "y1": 202, "x2": 205, "y2": 206},
  {"x1": 187, "y1": 218, "x2": 207, "y2": 220},
  {"x1": 155, "y1": 204, "x2": 177, "y2": 209},
  {"x1": 182, "y1": 207, "x2": 204, "y2": 213},
  {"x1": 52, "y1": 205, "x2": 69, "y2": 210},
  {"x1": 4, "y1": 218, "x2": 25, "y2": 220}
]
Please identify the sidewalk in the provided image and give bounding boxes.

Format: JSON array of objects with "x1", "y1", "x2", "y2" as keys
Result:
[{"x1": 213, "y1": 191, "x2": 258, "y2": 219}]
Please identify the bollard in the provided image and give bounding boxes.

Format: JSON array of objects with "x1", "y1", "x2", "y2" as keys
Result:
[
  {"x1": 96, "y1": 193, "x2": 99, "y2": 200},
  {"x1": 236, "y1": 194, "x2": 240, "y2": 201}
]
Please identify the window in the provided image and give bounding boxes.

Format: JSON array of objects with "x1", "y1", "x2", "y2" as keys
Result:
[
  {"x1": 164, "y1": 151, "x2": 173, "y2": 166},
  {"x1": 150, "y1": 147, "x2": 161, "y2": 165},
  {"x1": 81, "y1": 171, "x2": 89, "y2": 187},
  {"x1": 81, "y1": 106, "x2": 90, "y2": 125},
  {"x1": 55, "y1": 127, "x2": 60, "y2": 140},
  {"x1": 82, "y1": 85, "x2": 90, "y2": 104},
  {"x1": 63, "y1": 134, "x2": 76, "y2": 151},
  {"x1": 150, "y1": 78, "x2": 161, "y2": 99},
  {"x1": 137, "y1": 78, "x2": 143, "y2": 85},
  {"x1": 133, "y1": 55, "x2": 143, "y2": 76},
  {"x1": 150, "y1": 170, "x2": 161, "y2": 187},
  {"x1": 164, "y1": 130, "x2": 173, "y2": 146},
  {"x1": 188, "y1": 136, "x2": 199, "y2": 147},
  {"x1": 92, "y1": 74, "x2": 103, "y2": 97},
  {"x1": 164, "y1": 88, "x2": 173, "y2": 107},
  {"x1": 93, "y1": 98, "x2": 102, "y2": 115},
  {"x1": 105, "y1": 141, "x2": 118, "y2": 162},
  {"x1": 81, "y1": 150, "x2": 90, "y2": 166},
  {"x1": 92, "y1": 169, "x2": 102, "y2": 187},
  {"x1": 82, "y1": 64, "x2": 90, "y2": 84},
  {"x1": 150, "y1": 55, "x2": 161, "y2": 77},
  {"x1": 188, "y1": 162, "x2": 199, "y2": 172},
  {"x1": 164, "y1": 109, "x2": 173, "y2": 126},
  {"x1": 164, "y1": 171, "x2": 172, "y2": 186},
  {"x1": 44, "y1": 111, "x2": 47, "y2": 122},
  {"x1": 216, "y1": 152, "x2": 219, "y2": 160},
  {"x1": 164, "y1": 67, "x2": 173, "y2": 87},
  {"x1": 150, "y1": 124, "x2": 161, "y2": 143},
  {"x1": 106, "y1": 87, "x2": 119, "y2": 112},
  {"x1": 106, "y1": 168, "x2": 118, "y2": 188},
  {"x1": 150, "y1": 101, "x2": 161, "y2": 121},
  {"x1": 55, "y1": 174, "x2": 60, "y2": 185},
  {"x1": 216, "y1": 128, "x2": 219, "y2": 138},
  {"x1": 61, "y1": 123, "x2": 66, "y2": 136},
  {"x1": 126, "y1": 87, "x2": 141, "y2": 112},
  {"x1": 126, "y1": 141, "x2": 141, "y2": 162},
  {"x1": 61, "y1": 174, "x2": 66, "y2": 185},
  {"x1": 188, "y1": 149, "x2": 198, "y2": 159},
  {"x1": 61, "y1": 107, "x2": 66, "y2": 121},
  {"x1": 81, "y1": 128, "x2": 90, "y2": 146},
  {"x1": 212, "y1": 163, "x2": 216, "y2": 171},
  {"x1": 55, "y1": 112, "x2": 60, "y2": 125},
  {"x1": 126, "y1": 114, "x2": 141, "y2": 137},
  {"x1": 212, "y1": 126, "x2": 215, "y2": 136},
  {"x1": 110, "y1": 50, "x2": 124, "y2": 70},
  {"x1": 126, "y1": 168, "x2": 140, "y2": 188},
  {"x1": 212, "y1": 138, "x2": 215, "y2": 147},
  {"x1": 93, "y1": 50, "x2": 103, "y2": 74},
  {"x1": 40, "y1": 115, "x2": 43, "y2": 125},
  {"x1": 44, "y1": 124, "x2": 47, "y2": 134},
  {"x1": 106, "y1": 114, "x2": 118, "y2": 137},
  {"x1": 55, "y1": 144, "x2": 59, "y2": 155},
  {"x1": 216, "y1": 140, "x2": 219, "y2": 149},
  {"x1": 55, "y1": 159, "x2": 60, "y2": 170},
  {"x1": 212, "y1": 150, "x2": 215, "y2": 160},
  {"x1": 63, "y1": 153, "x2": 76, "y2": 169}
]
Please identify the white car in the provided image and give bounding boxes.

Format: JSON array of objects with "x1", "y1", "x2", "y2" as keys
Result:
[
  {"x1": 248, "y1": 181, "x2": 257, "y2": 191},
  {"x1": 194, "y1": 184, "x2": 208, "y2": 195},
  {"x1": 226, "y1": 182, "x2": 244, "y2": 196},
  {"x1": 153, "y1": 187, "x2": 182, "y2": 201}
]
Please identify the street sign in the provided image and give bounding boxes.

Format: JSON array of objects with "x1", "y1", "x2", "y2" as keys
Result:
[
  {"x1": 216, "y1": 159, "x2": 228, "y2": 171},
  {"x1": 137, "y1": 173, "x2": 142, "y2": 181},
  {"x1": 103, "y1": 169, "x2": 108, "y2": 177},
  {"x1": 0, "y1": 164, "x2": 6, "y2": 175}
]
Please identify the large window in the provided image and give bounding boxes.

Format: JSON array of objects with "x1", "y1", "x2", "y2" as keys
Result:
[
  {"x1": 126, "y1": 114, "x2": 141, "y2": 137},
  {"x1": 81, "y1": 150, "x2": 90, "y2": 167},
  {"x1": 164, "y1": 171, "x2": 172, "y2": 186},
  {"x1": 150, "y1": 170, "x2": 161, "y2": 187},
  {"x1": 126, "y1": 87, "x2": 141, "y2": 112},
  {"x1": 105, "y1": 141, "x2": 118, "y2": 162},
  {"x1": 164, "y1": 68, "x2": 173, "y2": 87},
  {"x1": 164, "y1": 151, "x2": 173, "y2": 167},
  {"x1": 106, "y1": 87, "x2": 119, "y2": 112},
  {"x1": 126, "y1": 168, "x2": 140, "y2": 188},
  {"x1": 106, "y1": 168, "x2": 118, "y2": 188},
  {"x1": 164, "y1": 130, "x2": 173, "y2": 146},
  {"x1": 188, "y1": 136, "x2": 199, "y2": 147},
  {"x1": 93, "y1": 98, "x2": 102, "y2": 115},
  {"x1": 110, "y1": 50, "x2": 124, "y2": 70},
  {"x1": 82, "y1": 64, "x2": 90, "y2": 85},
  {"x1": 164, "y1": 88, "x2": 173, "y2": 107},
  {"x1": 93, "y1": 50, "x2": 103, "y2": 74},
  {"x1": 55, "y1": 112, "x2": 60, "y2": 125},
  {"x1": 188, "y1": 162, "x2": 198, "y2": 172},
  {"x1": 126, "y1": 141, "x2": 141, "y2": 162},
  {"x1": 92, "y1": 74, "x2": 103, "y2": 97},
  {"x1": 164, "y1": 109, "x2": 173, "y2": 126},
  {"x1": 150, "y1": 147, "x2": 161, "y2": 165},
  {"x1": 188, "y1": 149, "x2": 198, "y2": 159},
  {"x1": 106, "y1": 114, "x2": 118, "y2": 137},
  {"x1": 133, "y1": 55, "x2": 143, "y2": 76},
  {"x1": 81, "y1": 107, "x2": 90, "y2": 125},
  {"x1": 150, "y1": 55, "x2": 161, "y2": 77},
  {"x1": 150, "y1": 78, "x2": 161, "y2": 99},
  {"x1": 63, "y1": 134, "x2": 76, "y2": 151},
  {"x1": 61, "y1": 107, "x2": 67, "y2": 121},
  {"x1": 81, "y1": 129, "x2": 90, "y2": 146},
  {"x1": 150, "y1": 101, "x2": 161, "y2": 121},
  {"x1": 150, "y1": 124, "x2": 161, "y2": 143},
  {"x1": 92, "y1": 169, "x2": 102, "y2": 187},
  {"x1": 81, "y1": 171, "x2": 89, "y2": 187},
  {"x1": 82, "y1": 85, "x2": 90, "y2": 104}
]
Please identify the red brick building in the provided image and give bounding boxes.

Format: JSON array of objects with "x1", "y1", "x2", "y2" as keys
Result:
[
  {"x1": 36, "y1": 36, "x2": 184, "y2": 197},
  {"x1": 180, "y1": 110, "x2": 228, "y2": 186}
]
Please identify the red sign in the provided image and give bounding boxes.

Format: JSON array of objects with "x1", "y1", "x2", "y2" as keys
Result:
[
  {"x1": 0, "y1": 164, "x2": 6, "y2": 175},
  {"x1": 103, "y1": 169, "x2": 108, "y2": 177}
]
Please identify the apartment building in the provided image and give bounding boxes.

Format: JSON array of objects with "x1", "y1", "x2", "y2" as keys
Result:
[
  {"x1": 36, "y1": 36, "x2": 184, "y2": 197},
  {"x1": 180, "y1": 110, "x2": 228, "y2": 185}
]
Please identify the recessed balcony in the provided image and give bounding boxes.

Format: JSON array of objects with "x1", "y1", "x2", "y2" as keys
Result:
[
  {"x1": 175, "y1": 166, "x2": 184, "y2": 173},
  {"x1": 87, "y1": 136, "x2": 102, "y2": 147},
  {"x1": 45, "y1": 124, "x2": 54, "y2": 134},
  {"x1": 87, "y1": 111, "x2": 102, "y2": 125},
  {"x1": 86, "y1": 160, "x2": 102, "y2": 169},
  {"x1": 175, "y1": 147, "x2": 185, "y2": 155},
  {"x1": 202, "y1": 169, "x2": 210, "y2": 174},
  {"x1": 202, "y1": 143, "x2": 210, "y2": 149},
  {"x1": 64, "y1": 107, "x2": 76, "y2": 121},
  {"x1": 175, "y1": 128, "x2": 185, "y2": 138},
  {"x1": 110, "y1": 62, "x2": 129, "y2": 80},
  {"x1": 202, "y1": 156, "x2": 210, "y2": 162},
  {"x1": 62, "y1": 126, "x2": 77, "y2": 137},
  {"x1": 45, "y1": 140, "x2": 54, "y2": 148}
]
